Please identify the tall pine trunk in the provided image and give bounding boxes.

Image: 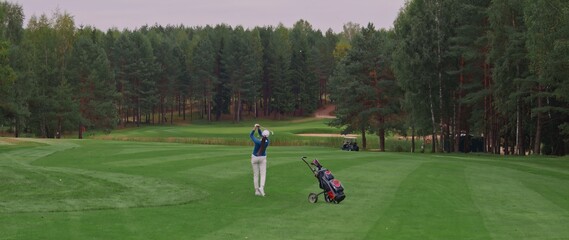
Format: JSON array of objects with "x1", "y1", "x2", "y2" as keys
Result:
[
  {"x1": 136, "y1": 99, "x2": 141, "y2": 127},
  {"x1": 378, "y1": 128, "x2": 385, "y2": 152},
  {"x1": 207, "y1": 78, "x2": 212, "y2": 122},
  {"x1": 534, "y1": 96, "x2": 542, "y2": 154},
  {"x1": 483, "y1": 61, "x2": 491, "y2": 153},
  {"x1": 15, "y1": 118, "x2": 19, "y2": 138},
  {"x1": 183, "y1": 96, "x2": 186, "y2": 120},
  {"x1": 411, "y1": 125, "x2": 415, "y2": 153},
  {"x1": 378, "y1": 115, "x2": 385, "y2": 152},
  {"x1": 436, "y1": 3, "x2": 445, "y2": 153},
  {"x1": 190, "y1": 98, "x2": 193, "y2": 122},
  {"x1": 361, "y1": 127, "x2": 367, "y2": 150},
  {"x1": 170, "y1": 102, "x2": 174, "y2": 124},
  {"x1": 428, "y1": 81, "x2": 437, "y2": 153},
  {"x1": 78, "y1": 123, "x2": 83, "y2": 139},
  {"x1": 455, "y1": 57, "x2": 464, "y2": 153},
  {"x1": 516, "y1": 97, "x2": 524, "y2": 155},
  {"x1": 233, "y1": 93, "x2": 242, "y2": 123},
  {"x1": 160, "y1": 96, "x2": 164, "y2": 124},
  {"x1": 254, "y1": 97, "x2": 258, "y2": 118},
  {"x1": 454, "y1": 101, "x2": 461, "y2": 152},
  {"x1": 207, "y1": 97, "x2": 212, "y2": 122}
]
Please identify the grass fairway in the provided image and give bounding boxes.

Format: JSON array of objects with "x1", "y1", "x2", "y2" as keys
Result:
[
  {"x1": 91, "y1": 118, "x2": 349, "y2": 148},
  {"x1": 1, "y1": 137, "x2": 569, "y2": 239}
]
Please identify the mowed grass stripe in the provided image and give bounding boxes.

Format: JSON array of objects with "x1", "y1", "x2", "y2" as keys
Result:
[
  {"x1": 1, "y1": 139, "x2": 78, "y2": 164},
  {"x1": 191, "y1": 151, "x2": 421, "y2": 239},
  {"x1": 1, "y1": 164, "x2": 206, "y2": 213},
  {"x1": 442, "y1": 155, "x2": 569, "y2": 213},
  {"x1": 2, "y1": 135, "x2": 569, "y2": 239},
  {"x1": 1, "y1": 139, "x2": 206, "y2": 213},
  {"x1": 106, "y1": 149, "x2": 239, "y2": 168},
  {"x1": 367, "y1": 160, "x2": 491, "y2": 239},
  {"x1": 441, "y1": 155, "x2": 569, "y2": 179},
  {"x1": 185, "y1": 150, "x2": 359, "y2": 239},
  {"x1": 466, "y1": 163, "x2": 569, "y2": 239}
]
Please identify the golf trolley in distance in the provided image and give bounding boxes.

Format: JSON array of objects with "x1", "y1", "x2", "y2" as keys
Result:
[{"x1": 301, "y1": 157, "x2": 346, "y2": 204}]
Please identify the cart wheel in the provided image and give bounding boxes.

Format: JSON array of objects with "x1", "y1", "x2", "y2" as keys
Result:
[
  {"x1": 324, "y1": 194, "x2": 331, "y2": 203},
  {"x1": 308, "y1": 193, "x2": 318, "y2": 203}
]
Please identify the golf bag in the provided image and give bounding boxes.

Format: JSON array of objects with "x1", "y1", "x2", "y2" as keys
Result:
[{"x1": 302, "y1": 157, "x2": 346, "y2": 204}]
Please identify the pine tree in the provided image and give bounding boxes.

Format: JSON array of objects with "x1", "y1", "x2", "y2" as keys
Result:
[
  {"x1": 488, "y1": 0, "x2": 532, "y2": 154},
  {"x1": 330, "y1": 24, "x2": 402, "y2": 151},
  {"x1": 68, "y1": 28, "x2": 118, "y2": 138},
  {"x1": 268, "y1": 25, "x2": 294, "y2": 117},
  {"x1": 190, "y1": 32, "x2": 216, "y2": 121},
  {"x1": 523, "y1": 0, "x2": 569, "y2": 155}
]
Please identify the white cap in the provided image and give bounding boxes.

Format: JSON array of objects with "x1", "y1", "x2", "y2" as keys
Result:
[{"x1": 262, "y1": 130, "x2": 270, "y2": 137}]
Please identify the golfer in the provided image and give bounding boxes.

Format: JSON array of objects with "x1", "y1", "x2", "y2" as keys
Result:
[{"x1": 250, "y1": 123, "x2": 270, "y2": 196}]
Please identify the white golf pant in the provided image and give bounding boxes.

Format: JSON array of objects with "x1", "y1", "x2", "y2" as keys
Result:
[{"x1": 251, "y1": 154, "x2": 267, "y2": 190}]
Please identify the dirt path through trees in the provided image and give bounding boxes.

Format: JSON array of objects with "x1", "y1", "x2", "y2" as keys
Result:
[{"x1": 314, "y1": 105, "x2": 335, "y2": 119}]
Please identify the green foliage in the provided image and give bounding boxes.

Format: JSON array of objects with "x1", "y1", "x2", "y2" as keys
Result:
[
  {"x1": 267, "y1": 25, "x2": 294, "y2": 116},
  {"x1": 331, "y1": 24, "x2": 402, "y2": 151},
  {"x1": 68, "y1": 28, "x2": 118, "y2": 132},
  {"x1": 289, "y1": 20, "x2": 319, "y2": 115},
  {"x1": 223, "y1": 26, "x2": 263, "y2": 122},
  {"x1": 19, "y1": 10, "x2": 80, "y2": 138},
  {"x1": 393, "y1": 0, "x2": 440, "y2": 138},
  {"x1": 523, "y1": 0, "x2": 569, "y2": 153},
  {"x1": 0, "y1": 1, "x2": 23, "y2": 43},
  {"x1": 190, "y1": 31, "x2": 216, "y2": 121},
  {"x1": 0, "y1": 1, "x2": 23, "y2": 131},
  {"x1": 390, "y1": 0, "x2": 568, "y2": 155},
  {"x1": 0, "y1": 40, "x2": 16, "y2": 96},
  {"x1": 447, "y1": 0, "x2": 491, "y2": 137},
  {"x1": 1, "y1": 2, "x2": 567, "y2": 154}
]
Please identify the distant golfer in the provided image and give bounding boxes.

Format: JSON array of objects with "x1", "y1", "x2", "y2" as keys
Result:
[{"x1": 250, "y1": 123, "x2": 270, "y2": 196}]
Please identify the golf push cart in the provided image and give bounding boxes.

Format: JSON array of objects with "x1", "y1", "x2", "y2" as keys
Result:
[{"x1": 301, "y1": 157, "x2": 346, "y2": 204}]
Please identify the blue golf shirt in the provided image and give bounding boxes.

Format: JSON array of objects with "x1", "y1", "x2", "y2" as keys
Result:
[{"x1": 250, "y1": 129, "x2": 270, "y2": 156}]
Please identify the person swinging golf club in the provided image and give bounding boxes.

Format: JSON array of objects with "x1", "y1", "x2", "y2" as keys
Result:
[{"x1": 250, "y1": 123, "x2": 270, "y2": 196}]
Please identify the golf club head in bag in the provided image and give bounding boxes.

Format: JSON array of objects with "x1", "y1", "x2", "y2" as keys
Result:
[{"x1": 311, "y1": 159, "x2": 322, "y2": 169}]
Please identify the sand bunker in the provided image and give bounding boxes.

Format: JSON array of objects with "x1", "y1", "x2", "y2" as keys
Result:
[{"x1": 296, "y1": 134, "x2": 358, "y2": 138}]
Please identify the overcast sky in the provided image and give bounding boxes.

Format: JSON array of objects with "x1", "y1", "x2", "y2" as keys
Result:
[{"x1": 15, "y1": 0, "x2": 406, "y2": 33}]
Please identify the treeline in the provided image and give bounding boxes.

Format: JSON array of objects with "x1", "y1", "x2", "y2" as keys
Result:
[
  {"x1": 0, "y1": 2, "x2": 338, "y2": 139},
  {"x1": 330, "y1": 0, "x2": 569, "y2": 155},
  {"x1": 1, "y1": 1, "x2": 568, "y2": 155}
]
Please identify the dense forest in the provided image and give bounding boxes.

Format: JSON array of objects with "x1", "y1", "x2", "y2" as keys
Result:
[{"x1": 0, "y1": 0, "x2": 567, "y2": 155}]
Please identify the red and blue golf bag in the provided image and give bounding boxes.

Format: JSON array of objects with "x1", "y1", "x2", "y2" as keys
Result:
[{"x1": 302, "y1": 157, "x2": 345, "y2": 204}]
